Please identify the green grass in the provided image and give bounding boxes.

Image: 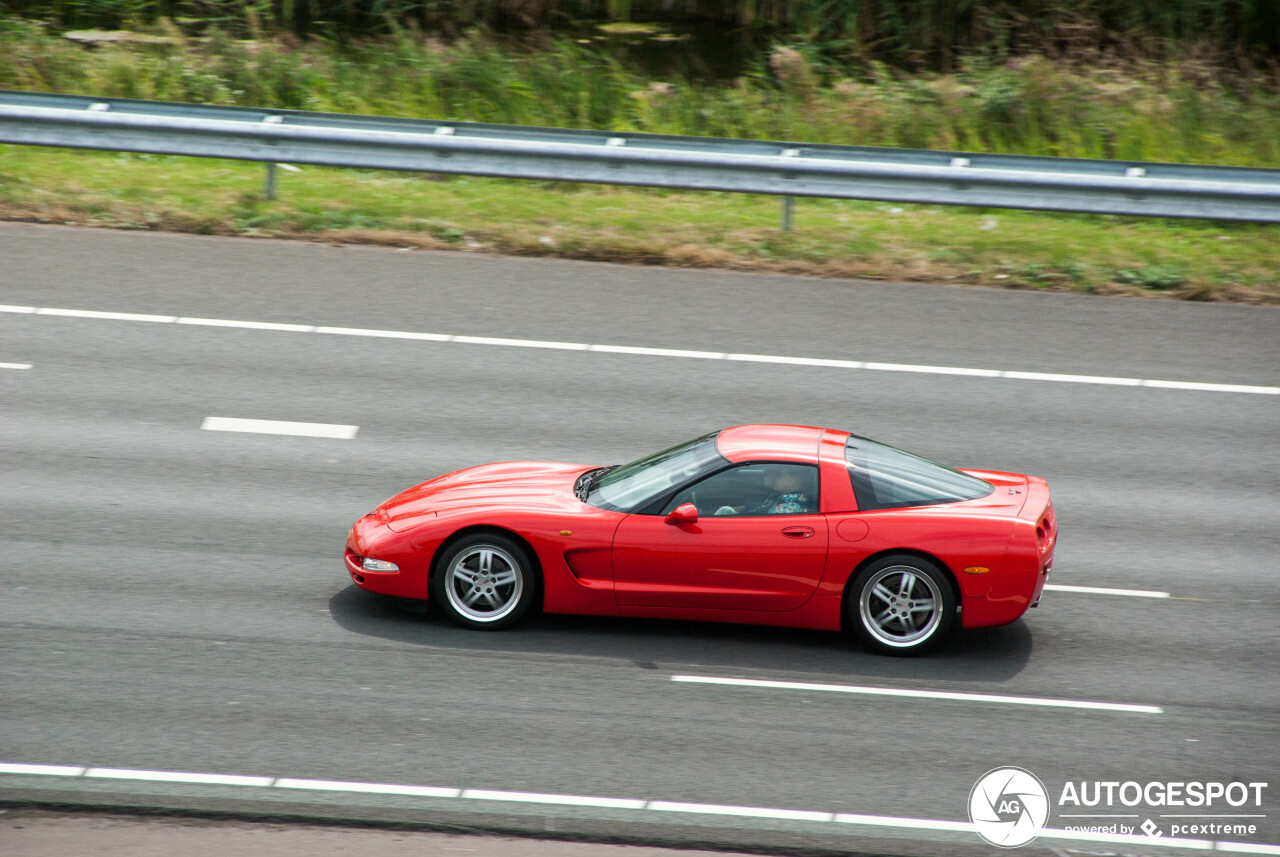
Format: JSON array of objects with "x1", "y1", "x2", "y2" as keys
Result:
[
  {"x1": 2, "y1": 19, "x2": 1277, "y2": 302},
  {"x1": 3, "y1": 20, "x2": 1279, "y2": 165},
  {"x1": 4, "y1": 145, "x2": 1277, "y2": 303}
]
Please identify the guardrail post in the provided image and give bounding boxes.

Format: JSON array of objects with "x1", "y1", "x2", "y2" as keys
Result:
[
  {"x1": 263, "y1": 115, "x2": 283, "y2": 201},
  {"x1": 780, "y1": 149, "x2": 801, "y2": 232}
]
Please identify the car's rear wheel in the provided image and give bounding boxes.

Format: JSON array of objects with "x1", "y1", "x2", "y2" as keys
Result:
[
  {"x1": 434, "y1": 533, "x2": 536, "y2": 630},
  {"x1": 850, "y1": 555, "x2": 956, "y2": 656}
]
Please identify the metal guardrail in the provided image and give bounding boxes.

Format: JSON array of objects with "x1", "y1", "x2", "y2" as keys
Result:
[{"x1": 2, "y1": 89, "x2": 1279, "y2": 225}]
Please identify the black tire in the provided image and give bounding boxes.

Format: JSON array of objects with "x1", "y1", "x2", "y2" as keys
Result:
[
  {"x1": 432, "y1": 533, "x2": 537, "y2": 630},
  {"x1": 849, "y1": 554, "x2": 957, "y2": 656}
]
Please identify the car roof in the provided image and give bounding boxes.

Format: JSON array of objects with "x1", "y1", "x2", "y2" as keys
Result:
[{"x1": 715, "y1": 424, "x2": 829, "y2": 464}]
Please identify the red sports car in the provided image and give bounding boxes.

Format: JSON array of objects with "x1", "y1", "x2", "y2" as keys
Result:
[{"x1": 345, "y1": 424, "x2": 1055, "y2": 655}]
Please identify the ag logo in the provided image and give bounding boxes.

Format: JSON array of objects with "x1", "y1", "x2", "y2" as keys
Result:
[{"x1": 969, "y1": 767, "x2": 1050, "y2": 847}]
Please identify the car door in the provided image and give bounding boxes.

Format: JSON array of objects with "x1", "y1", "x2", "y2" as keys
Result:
[{"x1": 612, "y1": 462, "x2": 828, "y2": 612}]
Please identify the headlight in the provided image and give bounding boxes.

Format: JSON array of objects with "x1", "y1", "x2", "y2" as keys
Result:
[{"x1": 361, "y1": 557, "x2": 399, "y2": 572}]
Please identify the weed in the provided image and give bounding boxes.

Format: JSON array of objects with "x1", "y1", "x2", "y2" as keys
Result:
[
  {"x1": 2, "y1": 22, "x2": 1278, "y2": 167},
  {"x1": 1114, "y1": 266, "x2": 1187, "y2": 290}
]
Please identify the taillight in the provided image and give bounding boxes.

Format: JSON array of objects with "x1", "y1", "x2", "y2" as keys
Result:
[{"x1": 1036, "y1": 512, "x2": 1054, "y2": 551}]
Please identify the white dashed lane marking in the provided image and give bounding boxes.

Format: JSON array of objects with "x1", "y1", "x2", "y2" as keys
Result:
[
  {"x1": 4, "y1": 304, "x2": 1276, "y2": 395},
  {"x1": 200, "y1": 417, "x2": 358, "y2": 439},
  {"x1": 670, "y1": 675, "x2": 1164, "y2": 714},
  {"x1": 1044, "y1": 583, "x2": 1170, "y2": 598}
]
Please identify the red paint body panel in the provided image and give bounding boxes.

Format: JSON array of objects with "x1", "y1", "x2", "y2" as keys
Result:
[
  {"x1": 344, "y1": 425, "x2": 1054, "y2": 637},
  {"x1": 613, "y1": 514, "x2": 828, "y2": 611},
  {"x1": 818, "y1": 429, "x2": 858, "y2": 513}
]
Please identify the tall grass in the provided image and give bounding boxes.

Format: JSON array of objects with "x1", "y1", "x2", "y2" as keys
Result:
[
  {"x1": 2, "y1": 17, "x2": 1277, "y2": 167},
  {"x1": 3, "y1": 0, "x2": 1277, "y2": 65}
]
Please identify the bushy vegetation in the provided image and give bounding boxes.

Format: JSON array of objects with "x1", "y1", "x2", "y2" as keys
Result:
[
  {"x1": 3, "y1": 18, "x2": 1278, "y2": 167},
  {"x1": 1, "y1": 9, "x2": 1276, "y2": 303},
  {"x1": 3, "y1": 0, "x2": 1277, "y2": 67}
]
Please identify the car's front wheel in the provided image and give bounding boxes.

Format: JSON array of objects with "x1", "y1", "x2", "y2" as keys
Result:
[
  {"x1": 850, "y1": 555, "x2": 956, "y2": 656},
  {"x1": 433, "y1": 533, "x2": 536, "y2": 630}
]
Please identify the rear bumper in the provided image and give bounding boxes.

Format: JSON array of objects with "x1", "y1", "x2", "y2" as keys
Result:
[
  {"x1": 1029, "y1": 556, "x2": 1051, "y2": 607},
  {"x1": 1030, "y1": 497, "x2": 1057, "y2": 606},
  {"x1": 961, "y1": 478, "x2": 1054, "y2": 627}
]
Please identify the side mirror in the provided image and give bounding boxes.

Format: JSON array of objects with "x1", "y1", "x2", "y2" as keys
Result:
[{"x1": 665, "y1": 503, "x2": 698, "y2": 525}]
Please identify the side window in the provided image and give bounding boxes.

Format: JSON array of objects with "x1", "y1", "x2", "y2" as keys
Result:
[{"x1": 663, "y1": 463, "x2": 819, "y2": 517}]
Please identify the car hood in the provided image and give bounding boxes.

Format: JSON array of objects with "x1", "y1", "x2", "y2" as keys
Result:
[{"x1": 379, "y1": 461, "x2": 595, "y2": 531}]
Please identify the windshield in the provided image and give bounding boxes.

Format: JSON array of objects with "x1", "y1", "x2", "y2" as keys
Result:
[
  {"x1": 585, "y1": 432, "x2": 726, "y2": 513},
  {"x1": 845, "y1": 435, "x2": 993, "y2": 511}
]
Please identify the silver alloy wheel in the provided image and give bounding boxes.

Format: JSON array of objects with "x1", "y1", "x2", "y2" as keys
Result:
[
  {"x1": 444, "y1": 544, "x2": 524, "y2": 623},
  {"x1": 858, "y1": 564, "x2": 943, "y2": 648}
]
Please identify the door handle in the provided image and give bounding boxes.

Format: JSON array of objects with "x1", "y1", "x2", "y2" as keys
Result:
[{"x1": 781, "y1": 526, "x2": 815, "y2": 538}]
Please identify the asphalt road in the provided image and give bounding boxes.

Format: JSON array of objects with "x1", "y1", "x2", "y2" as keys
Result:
[{"x1": 1, "y1": 223, "x2": 1278, "y2": 856}]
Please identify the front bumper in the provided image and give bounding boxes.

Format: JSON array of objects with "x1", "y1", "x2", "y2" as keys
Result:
[{"x1": 345, "y1": 533, "x2": 402, "y2": 589}]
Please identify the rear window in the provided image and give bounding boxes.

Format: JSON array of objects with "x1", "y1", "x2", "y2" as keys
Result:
[{"x1": 845, "y1": 436, "x2": 993, "y2": 511}]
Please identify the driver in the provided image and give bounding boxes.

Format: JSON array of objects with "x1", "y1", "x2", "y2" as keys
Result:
[
  {"x1": 757, "y1": 467, "x2": 813, "y2": 514},
  {"x1": 708, "y1": 466, "x2": 816, "y2": 516}
]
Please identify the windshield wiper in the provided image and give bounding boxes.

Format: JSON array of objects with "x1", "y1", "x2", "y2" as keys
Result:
[
  {"x1": 575, "y1": 469, "x2": 602, "y2": 501},
  {"x1": 576, "y1": 465, "x2": 618, "y2": 501}
]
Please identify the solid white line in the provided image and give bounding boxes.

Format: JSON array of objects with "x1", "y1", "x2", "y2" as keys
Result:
[
  {"x1": 865, "y1": 361, "x2": 1003, "y2": 378},
  {"x1": 0, "y1": 763, "x2": 86, "y2": 776},
  {"x1": 84, "y1": 768, "x2": 273, "y2": 787},
  {"x1": 1044, "y1": 583, "x2": 1171, "y2": 598},
  {"x1": 834, "y1": 812, "x2": 974, "y2": 832},
  {"x1": 2, "y1": 762, "x2": 1277, "y2": 853},
  {"x1": 1003, "y1": 370, "x2": 1141, "y2": 386},
  {"x1": 201, "y1": 417, "x2": 358, "y2": 439},
  {"x1": 671, "y1": 675, "x2": 1163, "y2": 714},
  {"x1": 274, "y1": 778, "x2": 460, "y2": 798},
  {"x1": 37, "y1": 307, "x2": 176, "y2": 323},
  {"x1": 177, "y1": 317, "x2": 315, "y2": 332},
  {"x1": 453, "y1": 335, "x2": 589, "y2": 351},
  {"x1": 0, "y1": 362, "x2": 33, "y2": 370},
  {"x1": 7, "y1": 304, "x2": 1278, "y2": 395},
  {"x1": 725, "y1": 353, "x2": 864, "y2": 369},
  {"x1": 314, "y1": 326, "x2": 452, "y2": 342},
  {"x1": 588, "y1": 344, "x2": 726, "y2": 359},
  {"x1": 1039, "y1": 827, "x2": 1214, "y2": 850},
  {"x1": 648, "y1": 801, "x2": 834, "y2": 822},
  {"x1": 1217, "y1": 843, "x2": 1280, "y2": 855},
  {"x1": 1142, "y1": 379, "x2": 1276, "y2": 394},
  {"x1": 461, "y1": 789, "x2": 646, "y2": 810}
]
